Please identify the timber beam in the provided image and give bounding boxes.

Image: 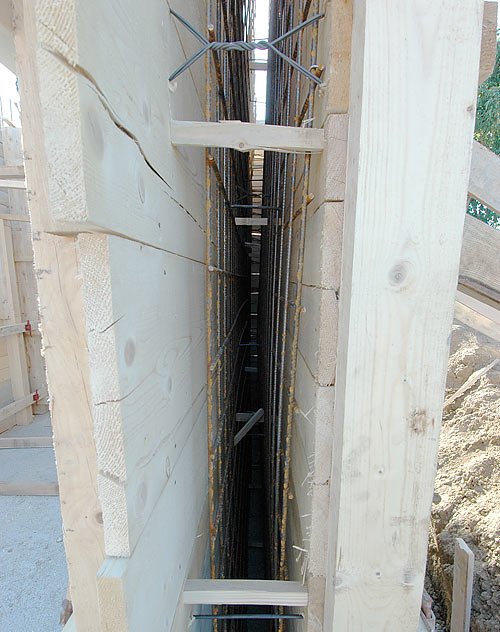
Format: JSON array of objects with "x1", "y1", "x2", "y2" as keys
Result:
[
  {"x1": 170, "y1": 120, "x2": 325, "y2": 153},
  {"x1": 183, "y1": 579, "x2": 308, "y2": 606},
  {"x1": 323, "y1": 1, "x2": 484, "y2": 630}
]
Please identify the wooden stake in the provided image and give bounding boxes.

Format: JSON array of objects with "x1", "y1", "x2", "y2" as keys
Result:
[{"x1": 451, "y1": 538, "x2": 474, "y2": 632}]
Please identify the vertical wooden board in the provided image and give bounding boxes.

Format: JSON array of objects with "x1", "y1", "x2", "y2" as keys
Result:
[
  {"x1": 78, "y1": 234, "x2": 207, "y2": 556},
  {"x1": 292, "y1": 353, "x2": 335, "y2": 575},
  {"x1": 13, "y1": 1, "x2": 105, "y2": 629},
  {"x1": 0, "y1": 219, "x2": 31, "y2": 424},
  {"x1": 316, "y1": 0, "x2": 353, "y2": 121},
  {"x1": 26, "y1": 0, "x2": 207, "y2": 253},
  {"x1": 324, "y1": 1, "x2": 483, "y2": 630},
  {"x1": 2, "y1": 126, "x2": 48, "y2": 413},
  {"x1": 297, "y1": 284, "x2": 338, "y2": 386},
  {"x1": 309, "y1": 114, "x2": 349, "y2": 212},
  {"x1": 450, "y1": 538, "x2": 474, "y2": 632}
]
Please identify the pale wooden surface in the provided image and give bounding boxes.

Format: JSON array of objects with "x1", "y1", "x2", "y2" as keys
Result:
[
  {"x1": 171, "y1": 498, "x2": 209, "y2": 632},
  {"x1": 78, "y1": 233, "x2": 206, "y2": 556},
  {"x1": 0, "y1": 435, "x2": 52, "y2": 448},
  {"x1": 459, "y1": 214, "x2": 500, "y2": 306},
  {"x1": 13, "y1": 2, "x2": 106, "y2": 629},
  {"x1": 0, "y1": 322, "x2": 27, "y2": 337},
  {"x1": 0, "y1": 217, "x2": 31, "y2": 426},
  {"x1": 235, "y1": 217, "x2": 268, "y2": 226},
  {"x1": 469, "y1": 141, "x2": 500, "y2": 214},
  {"x1": 0, "y1": 178, "x2": 26, "y2": 188},
  {"x1": 0, "y1": 165, "x2": 24, "y2": 178},
  {"x1": 2, "y1": 127, "x2": 48, "y2": 415},
  {"x1": 0, "y1": 389, "x2": 45, "y2": 429},
  {"x1": 96, "y1": 415, "x2": 207, "y2": 631},
  {"x1": 0, "y1": 212, "x2": 30, "y2": 222},
  {"x1": 323, "y1": 1, "x2": 483, "y2": 630},
  {"x1": 450, "y1": 538, "x2": 474, "y2": 632},
  {"x1": 0, "y1": 480, "x2": 58, "y2": 495},
  {"x1": 171, "y1": 120, "x2": 325, "y2": 153},
  {"x1": 455, "y1": 290, "x2": 500, "y2": 342},
  {"x1": 479, "y1": 2, "x2": 498, "y2": 84},
  {"x1": 183, "y1": 579, "x2": 308, "y2": 606},
  {"x1": 14, "y1": 2, "x2": 211, "y2": 631}
]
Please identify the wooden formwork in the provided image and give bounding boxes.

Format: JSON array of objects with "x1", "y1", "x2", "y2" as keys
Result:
[
  {"x1": 3, "y1": 0, "x2": 500, "y2": 631},
  {"x1": 0, "y1": 125, "x2": 48, "y2": 434}
]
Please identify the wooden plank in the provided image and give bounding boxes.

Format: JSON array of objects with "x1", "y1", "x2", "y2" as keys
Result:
[
  {"x1": 13, "y1": 2, "x2": 106, "y2": 628},
  {"x1": 2, "y1": 127, "x2": 48, "y2": 414},
  {"x1": 77, "y1": 233, "x2": 206, "y2": 556},
  {"x1": 96, "y1": 400, "x2": 207, "y2": 631},
  {"x1": 459, "y1": 214, "x2": 500, "y2": 306},
  {"x1": 0, "y1": 179, "x2": 27, "y2": 189},
  {"x1": 0, "y1": 389, "x2": 45, "y2": 424},
  {"x1": 455, "y1": 289, "x2": 500, "y2": 341},
  {"x1": 0, "y1": 322, "x2": 26, "y2": 337},
  {"x1": 234, "y1": 217, "x2": 268, "y2": 226},
  {"x1": 171, "y1": 120, "x2": 325, "y2": 153},
  {"x1": 0, "y1": 213, "x2": 30, "y2": 222},
  {"x1": 0, "y1": 222, "x2": 31, "y2": 426},
  {"x1": 0, "y1": 481, "x2": 59, "y2": 495},
  {"x1": 469, "y1": 141, "x2": 500, "y2": 214},
  {"x1": 12, "y1": 0, "x2": 206, "y2": 263},
  {"x1": 479, "y1": 2, "x2": 498, "y2": 84},
  {"x1": 450, "y1": 539, "x2": 474, "y2": 632},
  {"x1": 0, "y1": 165, "x2": 24, "y2": 178},
  {"x1": 171, "y1": 499, "x2": 209, "y2": 632},
  {"x1": 0, "y1": 130, "x2": 33, "y2": 426},
  {"x1": 0, "y1": 435, "x2": 52, "y2": 448},
  {"x1": 0, "y1": 21, "x2": 15, "y2": 74},
  {"x1": 234, "y1": 408, "x2": 264, "y2": 445},
  {"x1": 183, "y1": 579, "x2": 308, "y2": 606},
  {"x1": 323, "y1": 1, "x2": 483, "y2": 630}
]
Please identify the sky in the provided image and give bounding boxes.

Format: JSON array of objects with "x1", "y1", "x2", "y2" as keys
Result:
[{"x1": 253, "y1": 0, "x2": 269, "y2": 122}]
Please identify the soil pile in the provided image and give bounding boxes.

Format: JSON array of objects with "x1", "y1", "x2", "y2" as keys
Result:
[{"x1": 428, "y1": 322, "x2": 500, "y2": 631}]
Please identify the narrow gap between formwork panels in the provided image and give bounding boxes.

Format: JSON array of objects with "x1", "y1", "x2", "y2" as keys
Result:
[{"x1": 194, "y1": 0, "x2": 322, "y2": 630}]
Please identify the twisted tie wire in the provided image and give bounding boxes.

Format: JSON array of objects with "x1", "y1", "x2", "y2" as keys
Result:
[{"x1": 168, "y1": 9, "x2": 325, "y2": 85}]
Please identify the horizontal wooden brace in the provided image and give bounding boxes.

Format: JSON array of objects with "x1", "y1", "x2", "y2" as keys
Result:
[
  {"x1": 0, "y1": 165, "x2": 24, "y2": 178},
  {"x1": 0, "y1": 179, "x2": 27, "y2": 189},
  {"x1": 0, "y1": 436, "x2": 53, "y2": 448},
  {"x1": 250, "y1": 61, "x2": 268, "y2": 71},
  {"x1": 171, "y1": 120, "x2": 325, "y2": 153},
  {"x1": 183, "y1": 580, "x2": 308, "y2": 606},
  {"x1": 0, "y1": 322, "x2": 31, "y2": 337},
  {"x1": 459, "y1": 214, "x2": 500, "y2": 307},
  {"x1": 0, "y1": 389, "x2": 47, "y2": 425},
  {"x1": 0, "y1": 482, "x2": 59, "y2": 496},
  {"x1": 469, "y1": 140, "x2": 500, "y2": 214},
  {"x1": 0, "y1": 213, "x2": 30, "y2": 222},
  {"x1": 235, "y1": 217, "x2": 268, "y2": 226},
  {"x1": 455, "y1": 290, "x2": 500, "y2": 342}
]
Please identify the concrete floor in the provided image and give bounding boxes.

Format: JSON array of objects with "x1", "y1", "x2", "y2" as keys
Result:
[{"x1": 0, "y1": 413, "x2": 67, "y2": 632}]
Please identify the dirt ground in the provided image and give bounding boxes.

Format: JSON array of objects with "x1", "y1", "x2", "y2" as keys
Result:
[{"x1": 428, "y1": 321, "x2": 500, "y2": 631}]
